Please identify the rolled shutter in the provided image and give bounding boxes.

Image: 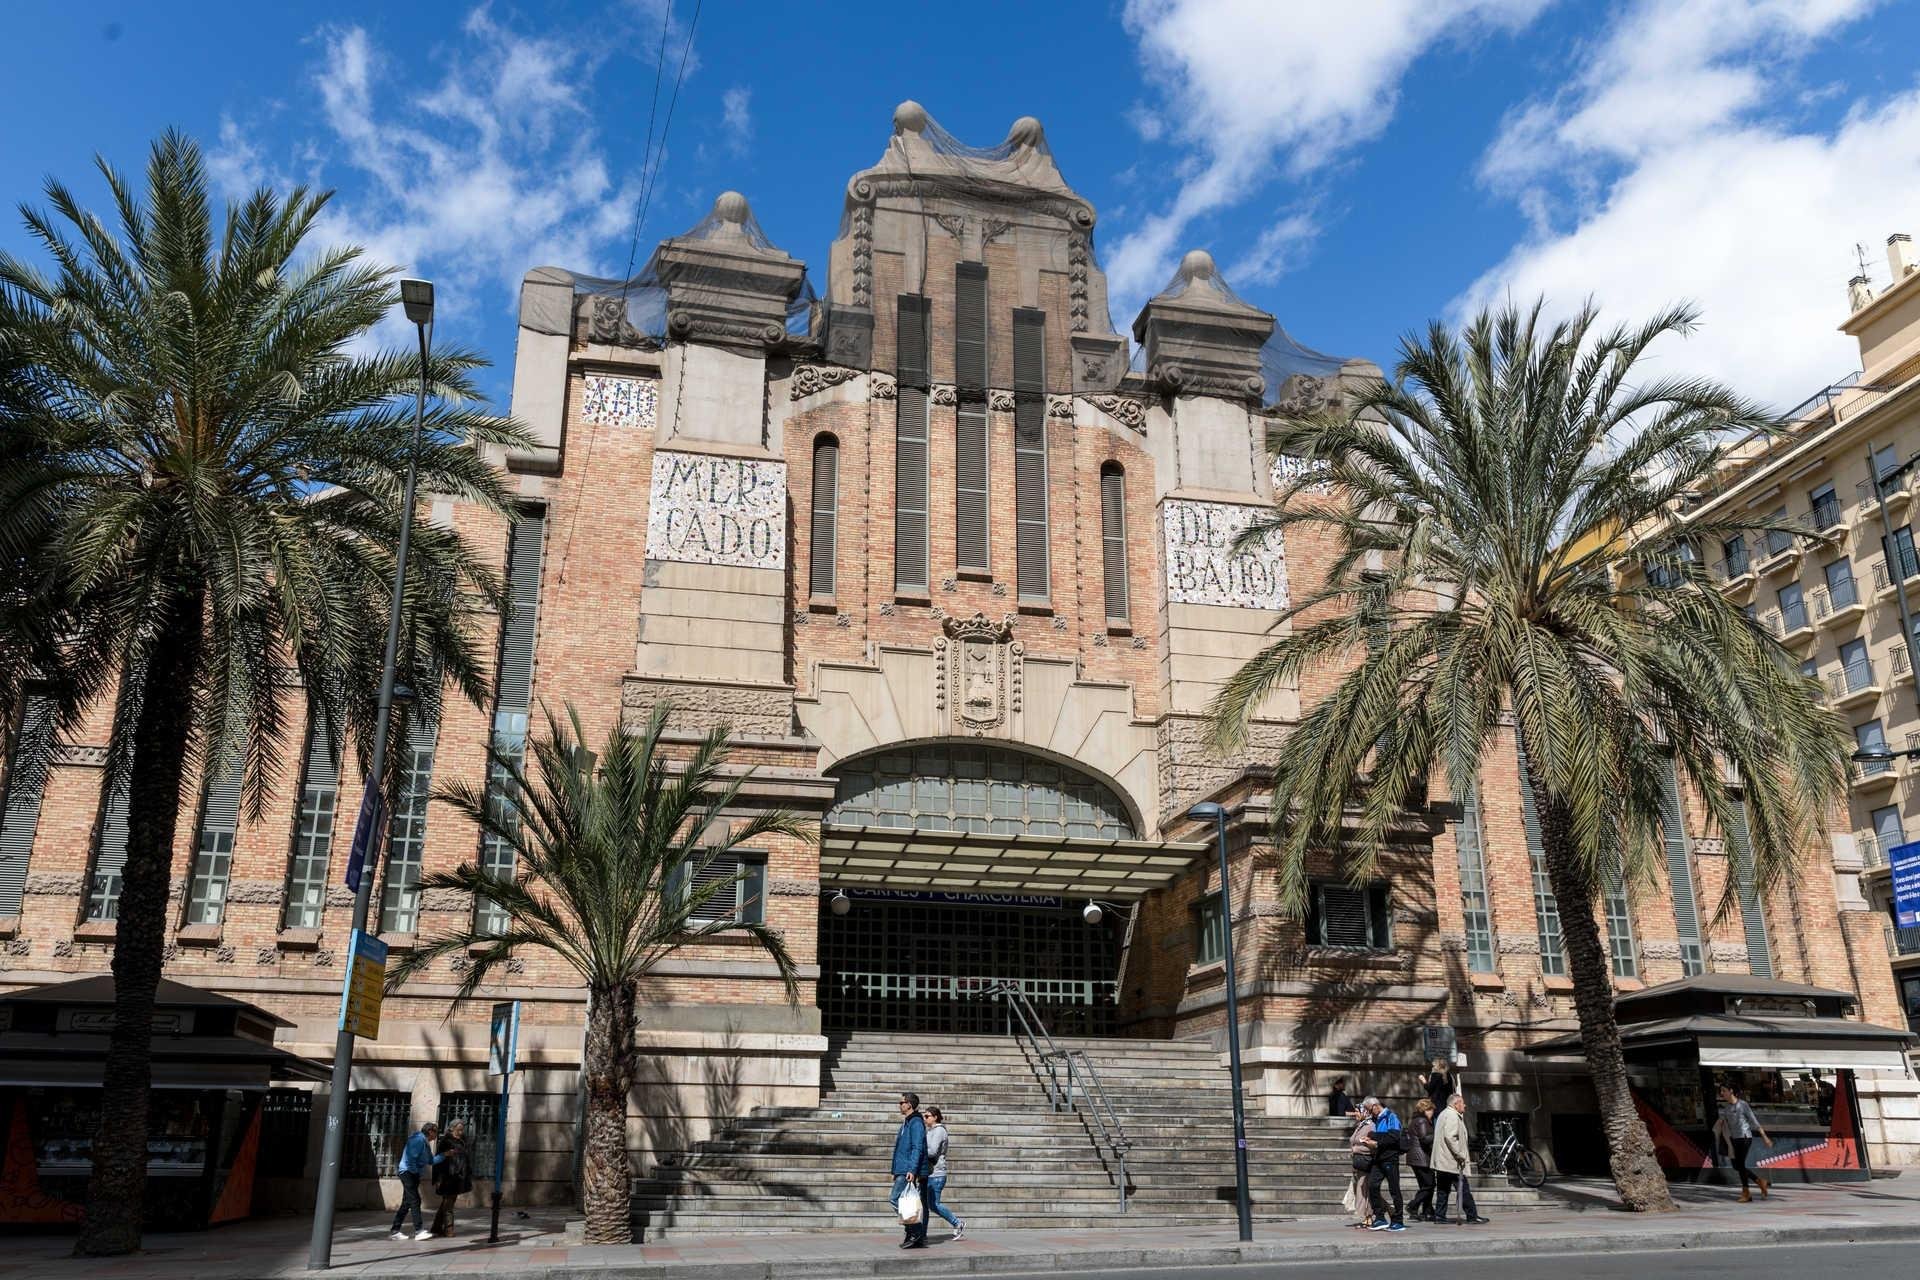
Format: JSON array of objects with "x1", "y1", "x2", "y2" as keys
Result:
[
  {"x1": 1013, "y1": 308, "x2": 1050, "y2": 601},
  {"x1": 199, "y1": 710, "x2": 247, "y2": 835},
  {"x1": 895, "y1": 295, "x2": 931, "y2": 593},
  {"x1": 955, "y1": 264, "x2": 990, "y2": 573},
  {"x1": 0, "y1": 692, "x2": 56, "y2": 915},
  {"x1": 1658, "y1": 755, "x2": 1707, "y2": 975},
  {"x1": 1100, "y1": 466, "x2": 1128, "y2": 623},
  {"x1": 809, "y1": 436, "x2": 839, "y2": 597},
  {"x1": 303, "y1": 710, "x2": 341, "y2": 792},
  {"x1": 497, "y1": 510, "x2": 546, "y2": 711},
  {"x1": 1723, "y1": 801, "x2": 1774, "y2": 977}
]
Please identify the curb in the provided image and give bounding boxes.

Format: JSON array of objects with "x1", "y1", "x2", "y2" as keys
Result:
[{"x1": 312, "y1": 1219, "x2": 1920, "y2": 1280}]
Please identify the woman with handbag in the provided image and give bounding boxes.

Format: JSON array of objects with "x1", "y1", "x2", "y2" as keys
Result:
[
  {"x1": 1346, "y1": 1111, "x2": 1377, "y2": 1228},
  {"x1": 1406, "y1": 1099, "x2": 1438, "y2": 1221},
  {"x1": 430, "y1": 1119, "x2": 474, "y2": 1238}
]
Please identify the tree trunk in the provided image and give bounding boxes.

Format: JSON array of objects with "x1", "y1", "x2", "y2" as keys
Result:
[
  {"x1": 77, "y1": 597, "x2": 204, "y2": 1255},
  {"x1": 580, "y1": 981, "x2": 637, "y2": 1245},
  {"x1": 1525, "y1": 771, "x2": 1676, "y2": 1212}
]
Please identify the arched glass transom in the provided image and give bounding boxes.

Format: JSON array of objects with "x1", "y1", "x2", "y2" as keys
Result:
[{"x1": 827, "y1": 743, "x2": 1135, "y2": 839}]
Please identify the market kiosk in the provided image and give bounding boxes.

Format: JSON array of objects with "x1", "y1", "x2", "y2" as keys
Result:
[
  {"x1": 0, "y1": 975, "x2": 326, "y2": 1229},
  {"x1": 1524, "y1": 974, "x2": 1914, "y2": 1183}
]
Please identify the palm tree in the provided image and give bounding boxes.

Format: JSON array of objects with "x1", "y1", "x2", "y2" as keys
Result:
[
  {"x1": 1209, "y1": 301, "x2": 1852, "y2": 1212},
  {"x1": 0, "y1": 131, "x2": 524, "y2": 1254},
  {"x1": 387, "y1": 703, "x2": 806, "y2": 1245}
]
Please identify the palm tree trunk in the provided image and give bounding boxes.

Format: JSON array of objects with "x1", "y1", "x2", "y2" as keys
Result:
[
  {"x1": 76, "y1": 597, "x2": 204, "y2": 1255},
  {"x1": 1526, "y1": 773, "x2": 1676, "y2": 1212},
  {"x1": 580, "y1": 981, "x2": 637, "y2": 1244}
]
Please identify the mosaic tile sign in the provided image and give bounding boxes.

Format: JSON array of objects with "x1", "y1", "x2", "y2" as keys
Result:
[
  {"x1": 582, "y1": 374, "x2": 657, "y2": 429},
  {"x1": 645, "y1": 451, "x2": 787, "y2": 570},
  {"x1": 1162, "y1": 498, "x2": 1289, "y2": 610},
  {"x1": 1271, "y1": 452, "x2": 1332, "y2": 493}
]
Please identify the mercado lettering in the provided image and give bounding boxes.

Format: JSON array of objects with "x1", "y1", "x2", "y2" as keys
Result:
[{"x1": 644, "y1": 450, "x2": 787, "y2": 569}]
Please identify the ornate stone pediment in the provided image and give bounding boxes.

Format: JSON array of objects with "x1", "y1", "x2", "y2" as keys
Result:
[{"x1": 934, "y1": 611, "x2": 1021, "y2": 734}]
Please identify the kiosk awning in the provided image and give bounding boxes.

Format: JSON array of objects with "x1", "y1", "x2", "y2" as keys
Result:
[
  {"x1": 1524, "y1": 1012, "x2": 1915, "y2": 1074},
  {"x1": 819, "y1": 825, "x2": 1207, "y2": 899}
]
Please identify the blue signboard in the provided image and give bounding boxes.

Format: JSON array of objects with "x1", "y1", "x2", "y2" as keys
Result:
[
  {"x1": 343, "y1": 782, "x2": 387, "y2": 893},
  {"x1": 1889, "y1": 839, "x2": 1920, "y2": 929},
  {"x1": 847, "y1": 888, "x2": 1064, "y2": 909}
]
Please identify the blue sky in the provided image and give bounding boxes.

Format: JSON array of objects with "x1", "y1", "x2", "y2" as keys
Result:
[{"x1": 4, "y1": 0, "x2": 1917, "y2": 412}]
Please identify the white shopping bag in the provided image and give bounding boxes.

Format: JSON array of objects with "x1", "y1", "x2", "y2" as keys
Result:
[{"x1": 896, "y1": 1183, "x2": 923, "y2": 1223}]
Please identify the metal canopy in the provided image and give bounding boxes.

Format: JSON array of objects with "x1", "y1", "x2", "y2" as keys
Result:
[{"x1": 819, "y1": 825, "x2": 1207, "y2": 899}]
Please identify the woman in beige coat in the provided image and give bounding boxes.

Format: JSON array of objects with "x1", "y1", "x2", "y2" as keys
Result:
[{"x1": 1430, "y1": 1095, "x2": 1486, "y2": 1224}]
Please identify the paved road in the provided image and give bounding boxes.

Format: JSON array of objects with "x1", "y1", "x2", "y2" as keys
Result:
[{"x1": 979, "y1": 1240, "x2": 1901, "y2": 1279}]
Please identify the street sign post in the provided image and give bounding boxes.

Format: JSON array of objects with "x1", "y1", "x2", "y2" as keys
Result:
[
  {"x1": 338, "y1": 930, "x2": 388, "y2": 1040},
  {"x1": 487, "y1": 1000, "x2": 521, "y2": 1243},
  {"x1": 1889, "y1": 840, "x2": 1920, "y2": 929},
  {"x1": 342, "y1": 783, "x2": 387, "y2": 894}
]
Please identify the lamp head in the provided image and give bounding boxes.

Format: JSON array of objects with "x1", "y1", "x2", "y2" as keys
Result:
[
  {"x1": 1186, "y1": 801, "x2": 1227, "y2": 823},
  {"x1": 1082, "y1": 901, "x2": 1103, "y2": 925},
  {"x1": 400, "y1": 278, "x2": 435, "y2": 325},
  {"x1": 829, "y1": 889, "x2": 851, "y2": 917}
]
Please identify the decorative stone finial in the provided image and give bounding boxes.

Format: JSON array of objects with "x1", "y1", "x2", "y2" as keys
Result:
[
  {"x1": 893, "y1": 100, "x2": 929, "y2": 135},
  {"x1": 1178, "y1": 249, "x2": 1217, "y2": 283},
  {"x1": 1007, "y1": 116, "x2": 1045, "y2": 149},
  {"x1": 712, "y1": 190, "x2": 751, "y2": 224}
]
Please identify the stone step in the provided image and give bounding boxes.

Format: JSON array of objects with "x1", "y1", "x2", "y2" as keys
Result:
[
  {"x1": 830, "y1": 1034, "x2": 1214, "y2": 1054},
  {"x1": 659, "y1": 1148, "x2": 1349, "y2": 1169}
]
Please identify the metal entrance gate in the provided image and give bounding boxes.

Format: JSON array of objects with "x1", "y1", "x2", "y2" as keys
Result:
[{"x1": 818, "y1": 897, "x2": 1122, "y2": 1035}]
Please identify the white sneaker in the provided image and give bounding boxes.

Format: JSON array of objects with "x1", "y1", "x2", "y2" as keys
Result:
[
  {"x1": 414, "y1": 1231, "x2": 435, "y2": 1241},
  {"x1": 390, "y1": 1232, "x2": 409, "y2": 1241}
]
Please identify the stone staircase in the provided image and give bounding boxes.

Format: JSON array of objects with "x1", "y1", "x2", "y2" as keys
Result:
[{"x1": 631, "y1": 1032, "x2": 1549, "y2": 1239}]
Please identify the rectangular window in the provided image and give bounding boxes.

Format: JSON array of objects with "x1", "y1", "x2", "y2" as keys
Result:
[
  {"x1": 1012, "y1": 307, "x2": 1050, "y2": 602},
  {"x1": 478, "y1": 508, "x2": 545, "y2": 934},
  {"x1": 1798, "y1": 657, "x2": 1819, "y2": 680},
  {"x1": 0, "y1": 691, "x2": 57, "y2": 916},
  {"x1": 379, "y1": 715, "x2": 438, "y2": 934},
  {"x1": 1722, "y1": 800, "x2": 1774, "y2": 978},
  {"x1": 184, "y1": 712, "x2": 246, "y2": 926},
  {"x1": 1454, "y1": 789, "x2": 1495, "y2": 973},
  {"x1": 1810, "y1": 482, "x2": 1840, "y2": 531},
  {"x1": 1857, "y1": 719, "x2": 1891, "y2": 774},
  {"x1": 1514, "y1": 739, "x2": 1566, "y2": 976},
  {"x1": 1885, "y1": 526, "x2": 1919, "y2": 582},
  {"x1": 1762, "y1": 506, "x2": 1793, "y2": 558},
  {"x1": 1100, "y1": 465, "x2": 1129, "y2": 624},
  {"x1": 954, "y1": 262, "x2": 991, "y2": 575},
  {"x1": 1825, "y1": 558, "x2": 1858, "y2": 610},
  {"x1": 343, "y1": 1090, "x2": 410, "y2": 1179},
  {"x1": 259, "y1": 1088, "x2": 313, "y2": 1177},
  {"x1": 1873, "y1": 804, "x2": 1905, "y2": 864},
  {"x1": 894, "y1": 293, "x2": 931, "y2": 594},
  {"x1": 671, "y1": 851, "x2": 766, "y2": 926},
  {"x1": 1601, "y1": 852, "x2": 1637, "y2": 980},
  {"x1": 1193, "y1": 895, "x2": 1226, "y2": 965},
  {"x1": 1658, "y1": 754, "x2": 1706, "y2": 976},
  {"x1": 437, "y1": 1092, "x2": 499, "y2": 1180},
  {"x1": 1841, "y1": 637, "x2": 1872, "y2": 692},
  {"x1": 1307, "y1": 882, "x2": 1393, "y2": 950},
  {"x1": 1722, "y1": 535, "x2": 1748, "y2": 578},
  {"x1": 1777, "y1": 582, "x2": 1806, "y2": 632},
  {"x1": 84, "y1": 770, "x2": 131, "y2": 921},
  {"x1": 1874, "y1": 443, "x2": 1901, "y2": 482},
  {"x1": 808, "y1": 435, "x2": 839, "y2": 598},
  {"x1": 283, "y1": 711, "x2": 340, "y2": 929}
]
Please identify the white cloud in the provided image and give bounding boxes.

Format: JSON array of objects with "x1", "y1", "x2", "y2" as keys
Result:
[
  {"x1": 721, "y1": 86, "x2": 752, "y2": 156},
  {"x1": 1460, "y1": 0, "x2": 1910, "y2": 410},
  {"x1": 1109, "y1": 0, "x2": 1548, "y2": 315},
  {"x1": 1229, "y1": 209, "x2": 1320, "y2": 287}
]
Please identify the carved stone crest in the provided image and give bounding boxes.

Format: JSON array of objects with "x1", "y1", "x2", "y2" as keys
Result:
[
  {"x1": 934, "y1": 611, "x2": 1020, "y2": 734},
  {"x1": 790, "y1": 363, "x2": 861, "y2": 400}
]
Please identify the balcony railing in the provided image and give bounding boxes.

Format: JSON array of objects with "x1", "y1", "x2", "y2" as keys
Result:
[
  {"x1": 1828, "y1": 575, "x2": 1860, "y2": 611},
  {"x1": 1873, "y1": 550, "x2": 1920, "y2": 593},
  {"x1": 1762, "y1": 526, "x2": 1797, "y2": 559},
  {"x1": 1895, "y1": 644, "x2": 1912, "y2": 679},
  {"x1": 1717, "y1": 548, "x2": 1752, "y2": 581},
  {"x1": 1889, "y1": 923, "x2": 1920, "y2": 958},
  {"x1": 1780, "y1": 599, "x2": 1810, "y2": 633},
  {"x1": 1828, "y1": 659, "x2": 1879, "y2": 698},
  {"x1": 1858, "y1": 831, "x2": 1887, "y2": 868},
  {"x1": 1811, "y1": 496, "x2": 1844, "y2": 531}
]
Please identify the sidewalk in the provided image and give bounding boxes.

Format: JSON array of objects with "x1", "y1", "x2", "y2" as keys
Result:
[{"x1": 5, "y1": 1177, "x2": 1918, "y2": 1280}]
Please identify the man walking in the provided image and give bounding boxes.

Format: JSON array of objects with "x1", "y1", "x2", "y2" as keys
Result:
[
  {"x1": 890, "y1": 1092, "x2": 930, "y2": 1248},
  {"x1": 390, "y1": 1120, "x2": 445, "y2": 1241},
  {"x1": 1431, "y1": 1094, "x2": 1489, "y2": 1225},
  {"x1": 1361, "y1": 1096, "x2": 1406, "y2": 1231}
]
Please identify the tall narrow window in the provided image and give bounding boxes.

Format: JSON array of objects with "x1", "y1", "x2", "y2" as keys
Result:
[
  {"x1": 1658, "y1": 755, "x2": 1707, "y2": 976},
  {"x1": 477, "y1": 508, "x2": 545, "y2": 934},
  {"x1": 1454, "y1": 787, "x2": 1496, "y2": 974},
  {"x1": 84, "y1": 769, "x2": 131, "y2": 921},
  {"x1": 184, "y1": 710, "x2": 245, "y2": 926},
  {"x1": 809, "y1": 435, "x2": 840, "y2": 599},
  {"x1": 894, "y1": 294, "x2": 931, "y2": 594},
  {"x1": 283, "y1": 710, "x2": 340, "y2": 929},
  {"x1": 0, "y1": 691, "x2": 56, "y2": 917},
  {"x1": 1601, "y1": 850, "x2": 1638, "y2": 979},
  {"x1": 1100, "y1": 464, "x2": 1129, "y2": 624},
  {"x1": 378, "y1": 713, "x2": 438, "y2": 934},
  {"x1": 954, "y1": 262, "x2": 991, "y2": 574},
  {"x1": 1514, "y1": 738, "x2": 1566, "y2": 976},
  {"x1": 1723, "y1": 800, "x2": 1774, "y2": 977},
  {"x1": 1012, "y1": 307, "x2": 1050, "y2": 602}
]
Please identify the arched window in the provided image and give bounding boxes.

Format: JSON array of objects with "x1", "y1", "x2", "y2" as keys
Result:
[
  {"x1": 810, "y1": 434, "x2": 839, "y2": 598},
  {"x1": 1100, "y1": 463, "x2": 1128, "y2": 624},
  {"x1": 828, "y1": 743, "x2": 1134, "y2": 839}
]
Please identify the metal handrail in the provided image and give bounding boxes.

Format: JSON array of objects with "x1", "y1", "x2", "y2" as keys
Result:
[{"x1": 988, "y1": 980, "x2": 1132, "y2": 1211}]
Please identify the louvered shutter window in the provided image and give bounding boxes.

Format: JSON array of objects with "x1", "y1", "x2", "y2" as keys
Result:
[
  {"x1": 1100, "y1": 464, "x2": 1129, "y2": 623},
  {"x1": 809, "y1": 436, "x2": 839, "y2": 598},
  {"x1": 186, "y1": 708, "x2": 247, "y2": 926},
  {"x1": 1723, "y1": 801, "x2": 1774, "y2": 977},
  {"x1": 894, "y1": 294, "x2": 931, "y2": 593},
  {"x1": 283, "y1": 710, "x2": 341, "y2": 929},
  {"x1": 1657, "y1": 755, "x2": 1707, "y2": 976},
  {"x1": 675, "y1": 852, "x2": 766, "y2": 926},
  {"x1": 85, "y1": 771, "x2": 131, "y2": 921},
  {"x1": 1012, "y1": 308, "x2": 1050, "y2": 601},
  {"x1": 954, "y1": 263, "x2": 991, "y2": 574},
  {"x1": 1514, "y1": 736, "x2": 1567, "y2": 976},
  {"x1": 0, "y1": 692, "x2": 56, "y2": 916},
  {"x1": 1309, "y1": 883, "x2": 1392, "y2": 949},
  {"x1": 478, "y1": 509, "x2": 544, "y2": 934}
]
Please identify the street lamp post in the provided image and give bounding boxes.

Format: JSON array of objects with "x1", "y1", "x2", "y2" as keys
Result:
[
  {"x1": 308, "y1": 279, "x2": 434, "y2": 1270},
  {"x1": 1187, "y1": 800, "x2": 1253, "y2": 1242}
]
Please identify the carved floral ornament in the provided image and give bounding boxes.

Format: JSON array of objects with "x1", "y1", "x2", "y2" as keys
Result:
[{"x1": 790, "y1": 363, "x2": 862, "y2": 400}]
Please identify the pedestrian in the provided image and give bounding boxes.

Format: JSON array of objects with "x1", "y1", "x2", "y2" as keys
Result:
[
  {"x1": 430, "y1": 1119, "x2": 474, "y2": 1238},
  {"x1": 1431, "y1": 1094, "x2": 1489, "y2": 1225},
  {"x1": 1361, "y1": 1096, "x2": 1406, "y2": 1232},
  {"x1": 1328, "y1": 1075, "x2": 1361, "y2": 1119},
  {"x1": 921, "y1": 1106, "x2": 965, "y2": 1240},
  {"x1": 1714, "y1": 1083, "x2": 1773, "y2": 1202},
  {"x1": 890, "y1": 1092, "x2": 930, "y2": 1249},
  {"x1": 390, "y1": 1120, "x2": 445, "y2": 1241},
  {"x1": 1419, "y1": 1056, "x2": 1456, "y2": 1112},
  {"x1": 1406, "y1": 1098, "x2": 1437, "y2": 1221},
  {"x1": 1346, "y1": 1107, "x2": 1377, "y2": 1228}
]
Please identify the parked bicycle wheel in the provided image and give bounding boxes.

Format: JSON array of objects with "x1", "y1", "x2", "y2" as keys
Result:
[
  {"x1": 1475, "y1": 1145, "x2": 1505, "y2": 1178},
  {"x1": 1509, "y1": 1144, "x2": 1547, "y2": 1188}
]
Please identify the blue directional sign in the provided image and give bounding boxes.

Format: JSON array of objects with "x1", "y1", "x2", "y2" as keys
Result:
[
  {"x1": 1890, "y1": 840, "x2": 1920, "y2": 929},
  {"x1": 343, "y1": 782, "x2": 387, "y2": 893}
]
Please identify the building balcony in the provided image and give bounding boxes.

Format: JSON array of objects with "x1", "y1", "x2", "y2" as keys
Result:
[
  {"x1": 1828, "y1": 659, "x2": 1884, "y2": 709},
  {"x1": 1811, "y1": 498, "x2": 1847, "y2": 537},
  {"x1": 1872, "y1": 554, "x2": 1920, "y2": 600},
  {"x1": 1766, "y1": 605, "x2": 1817, "y2": 650},
  {"x1": 1895, "y1": 644, "x2": 1917, "y2": 685},
  {"x1": 1859, "y1": 473, "x2": 1916, "y2": 519},
  {"x1": 1856, "y1": 830, "x2": 1889, "y2": 870},
  {"x1": 1887, "y1": 921, "x2": 1920, "y2": 960},
  {"x1": 1854, "y1": 753, "x2": 1900, "y2": 792},
  {"x1": 1814, "y1": 581, "x2": 1867, "y2": 629},
  {"x1": 1756, "y1": 536, "x2": 1804, "y2": 577}
]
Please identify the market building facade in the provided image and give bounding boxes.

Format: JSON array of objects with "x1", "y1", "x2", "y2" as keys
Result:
[{"x1": 0, "y1": 104, "x2": 1913, "y2": 1220}]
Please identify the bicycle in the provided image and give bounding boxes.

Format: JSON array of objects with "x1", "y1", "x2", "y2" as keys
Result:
[{"x1": 1473, "y1": 1118, "x2": 1547, "y2": 1188}]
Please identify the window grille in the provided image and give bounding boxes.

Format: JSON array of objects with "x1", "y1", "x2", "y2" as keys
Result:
[
  {"x1": 1308, "y1": 882, "x2": 1392, "y2": 950},
  {"x1": 1453, "y1": 791, "x2": 1496, "y2": 973},
  {"x1": 344, "y1": 1090, "x2": 410, "y2": 1178},
  {"x1": 437, "y1": 1092, "x2": 499, "y2": 1179},
  {"x1": 0, "y1": 691, "x2": 57, "y2": 916},
  {"x1": 1100, "y1": 464, "x2": 1128, "y2": 623},
  {"x1": 827, "y1": 743, "x2": 1134, "y2": 839},
  {"x1": 809, "y1": 435, "x2": 839, "y2": 597},
  {"x1": 283, "y1": 711, "x2": 340, "y2": 929},
  {"x1": 259, "y1": 1088, "x2": 313, "y2": 1177},
  {"x1": 379, "y1": 715, "x2": 439, "y2": 934},
  {"x1": 954, "y1": 263, "x2": 991, "y2": 574},
  {"x1": 894, "y1": 294, "x2": 931, "y2": 593},
  {"x1": 1012, "y1": 307, "x2": 1050, "y2": 601}
]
